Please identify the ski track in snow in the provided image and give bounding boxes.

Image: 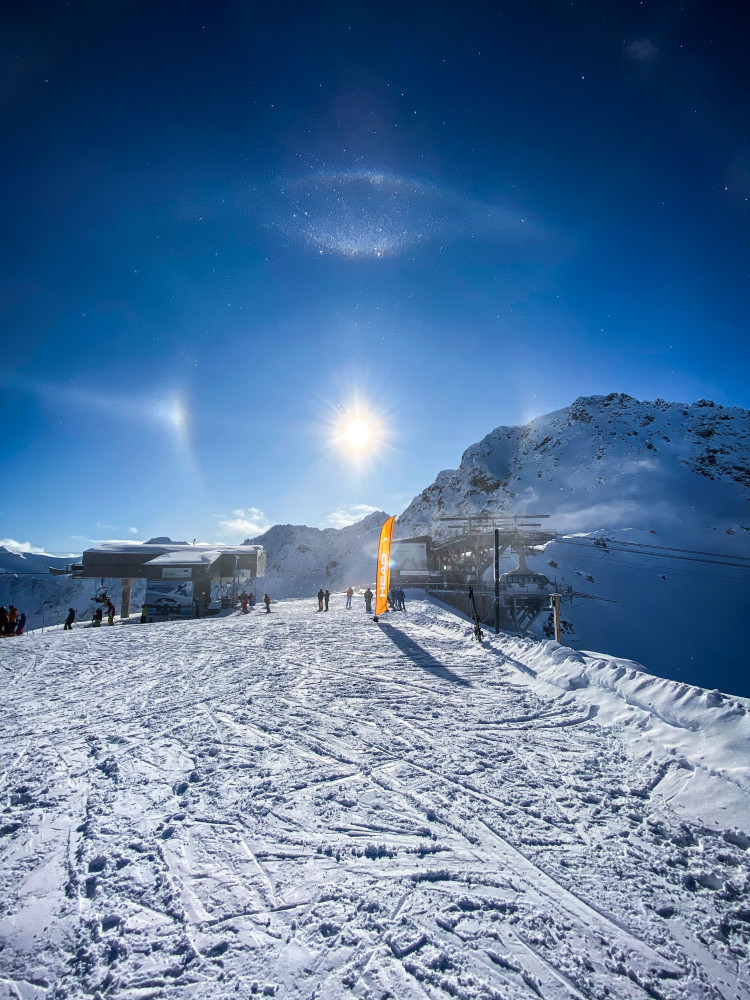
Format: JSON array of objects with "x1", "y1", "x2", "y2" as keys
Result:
[{"x1": 0, "y1": 597, "x2": 748, "y2": 1000}]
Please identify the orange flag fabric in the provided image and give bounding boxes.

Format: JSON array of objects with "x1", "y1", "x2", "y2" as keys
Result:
[{"x1": 375, "y1": 515, "x2": 396, "y2": 616}]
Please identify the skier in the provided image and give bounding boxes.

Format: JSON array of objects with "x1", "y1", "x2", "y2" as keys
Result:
[
  {"x1": 15, "y1": 613, "x2": 26, "y2": 636},
  {"x1": 0, "y1": 607, "x2": 8, "y2": 635},
  {"x1": 241, "y1": 591, "x2": 249, "y2": 613},
  {"x1": 107, "y1": 600, "x2": 116, "y2": 626},
  {"x1": 7, "y1": 605, "x2": 18, "y2": 635},
  {"x1": 317, "y1": 588, "x2": 324, "y2": 611},
  {"x1": 364, "y1": 588, "x2": 373, "y2": 613},
  {"x1": 64, "y1": 608, "x2": 76, "y2": 630},
  {"x1": 140, "y1": 603, "x2": 148, "y2": 624},
  {"x1": 92, "y1": 608, "x2": 103, "y2": 627},
  {"x1": 324, "y1": 589, "x2": 330, "y2": 611},
  {"x1": 396, "y1": 587, "x2": 406, "y2": 611},
  {"x1": 263, "y1": 593, "x2": 271, "y2": 613},
  {"x1": 346, "y1": 587, "x2": 353, "y2": 609}
]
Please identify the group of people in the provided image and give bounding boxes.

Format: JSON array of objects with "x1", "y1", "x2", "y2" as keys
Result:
[
  {"x1": 316, "y1": 586, "x2": 406, "y2": 614},
  {"x1": 240, "y1": 591, "x2": 271, "y2": 613},
  {"x1": 389, "y1": 587, "x2": 407, "y2": 611},
  {"x1": 90, "y1": 599, "x2": 117, "y2": 627},
  {"x1": 240, "y1": 591, "x2": 257, "y2": 613},
  {"x1": 0, "y1": 605, "x2": 26, "y2": 636}
]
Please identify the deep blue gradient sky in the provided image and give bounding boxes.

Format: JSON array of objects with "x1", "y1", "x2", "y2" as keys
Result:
[{"x1": 1, "y1": 0, "x2": 748, "y2": 554}]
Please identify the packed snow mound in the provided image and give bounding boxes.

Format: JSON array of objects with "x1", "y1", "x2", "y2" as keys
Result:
[
  {"x1": 0, "y1": 593, "x2": 748, "y2": 999},
  {"x1": 495, "y1": 632, "x2": 750, "y2": 801}
]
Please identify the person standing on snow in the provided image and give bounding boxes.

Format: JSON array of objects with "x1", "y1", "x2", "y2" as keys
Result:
[
  {"x1": 140, "y1": 603, "x2": 148, "y2": 624},
  {"x1": 263, "y1": 593, "x2": 271, "y2": 613},
  {"x1": 324, "y1": 589, "x2": 330, "y2": 611},
  {"x1": 317, "y1": 588, "x2": 324, "y2": 611},
  {"x1": 396, "y1": 587, "x2": 406, "y2": 611},
  {"x1": 64, "y1": 608, "x2": 76, "y2": 630},
  {"x1": 92, "y1": 607, "x2": 103, "y2": 627},
  {"x1": 364, "y1": 588, "x2": 373, "y2": 613},
  {"x1": 346, "y1": 587, "x2": 353, "y2": 609},
  {"x1": 107, "y1": 600, "x2": 116, "y2": 626},
  {"x1": 241, "y1": 591, "x2": 249, "y2": 613},
  {"x1": 7, "y1": 606, "x2": 18, "y2": 635},
  {"x1": 15, "y1": 613, "x2": 26, "y2": 635}
]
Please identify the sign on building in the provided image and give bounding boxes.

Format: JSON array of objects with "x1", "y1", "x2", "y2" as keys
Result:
[{"x1": 145, "y1": 580, "x2": 194, "y2": 617}]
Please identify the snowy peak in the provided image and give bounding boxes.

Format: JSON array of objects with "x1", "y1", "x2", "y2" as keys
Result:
[
  {"x1": 399, "y1": 394, "x2": 750, "y2": 538},
  {"x1": 247, "y1": 511, "x2": 391, "y2": 597}
]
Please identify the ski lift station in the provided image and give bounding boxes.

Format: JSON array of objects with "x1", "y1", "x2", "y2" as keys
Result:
[
  {"x1": 390, "y1": 513, "x2": 573, "y2": 634},
  {"x1": 72, "y1": 542, "x2": 266, "y2": 619}
]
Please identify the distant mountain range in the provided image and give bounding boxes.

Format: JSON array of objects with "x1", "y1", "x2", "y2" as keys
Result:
[{"x1": 0, "y1": 548, "x2": 73, "y2": 576}]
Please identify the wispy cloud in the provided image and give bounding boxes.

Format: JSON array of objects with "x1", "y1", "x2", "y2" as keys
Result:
[
  {"x1": 323, "y1": 504, "x2": 379, "y2": 529},
  {"x1": 216, "y1": 507, "x2": 272, "y2": 539},
  {"x1": 129, "y1": 527, "x2": 139, "y2": 535},
  {"x1": 0, "y1": 537, "x2": 50, "y2": 556}
]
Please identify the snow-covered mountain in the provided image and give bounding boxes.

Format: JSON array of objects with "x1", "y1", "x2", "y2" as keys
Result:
[
  {"x1": 399, "y1": 393, "x2": 749, "y2": 537},
  {"x1": 247, "y1": 510, "x2": 390, "y2": 598},
  {"x1": 0, "y1": 546, "x2": 73, "y2": 575},
  {"x1": 397, "y1": 393, "x2": 750, "y2": 695}
]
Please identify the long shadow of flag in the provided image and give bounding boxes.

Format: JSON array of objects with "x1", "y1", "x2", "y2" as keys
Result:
[{"x1": 377, "y1": 622, "x2": 472, "y2": 687}]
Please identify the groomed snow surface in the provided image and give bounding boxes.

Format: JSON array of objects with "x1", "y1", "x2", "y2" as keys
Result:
[{"x1": 1, "y1": 594, "x2": 749, "y2": 1000}]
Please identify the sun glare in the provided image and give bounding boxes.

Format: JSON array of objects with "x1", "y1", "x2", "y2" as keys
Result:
[
  {"x1": 343, "y1": 418, "x2": 371, "y2": 450},
  {"x1": 328, "y1": 399, "x2": 389, "y2": 462}
]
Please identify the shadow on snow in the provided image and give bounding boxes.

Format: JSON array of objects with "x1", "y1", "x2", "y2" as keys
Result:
[{"x1": 376, "y1": 622, "x2": 472, "y2": 686}]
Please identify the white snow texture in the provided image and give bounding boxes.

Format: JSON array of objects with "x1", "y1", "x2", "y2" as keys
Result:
[{"x1": 1, "y1": 593, "x2": 749, "y2": 999}]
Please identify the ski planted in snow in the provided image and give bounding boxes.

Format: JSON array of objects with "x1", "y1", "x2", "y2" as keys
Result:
[{"x1": 468, "y1": 586, "x2": 484, "y2": 642}]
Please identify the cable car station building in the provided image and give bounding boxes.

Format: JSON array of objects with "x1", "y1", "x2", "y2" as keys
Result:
[
  {"x1": 73, "y1": 542, "x2": 266, "y2": 619},
  {"x1": 390, "y1": 513, "x2": 573, "y2": 633}
]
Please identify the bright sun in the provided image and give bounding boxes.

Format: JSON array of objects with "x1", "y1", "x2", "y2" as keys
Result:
[
  {"x1": 327, "y1": 396, "x2": 391, "y2": 462},
  {"x1": 342, "y1": 418, "x2": 371, "y2": 450}
]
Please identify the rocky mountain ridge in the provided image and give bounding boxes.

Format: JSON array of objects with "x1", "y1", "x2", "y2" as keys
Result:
[{"x1": 398, "y1": 393, "x2": 750, "y2": 540}]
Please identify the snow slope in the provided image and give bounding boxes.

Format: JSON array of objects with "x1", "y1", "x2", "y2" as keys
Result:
[
  {"x1": 397, "y1": 394, "x2": 750, "y2": 696},
  {"x1": 0, "y1": 575, "x2": 146, "y2": 633},
  {"x1": 1, "y1": 595, "x2": 748, "y2": 999}
]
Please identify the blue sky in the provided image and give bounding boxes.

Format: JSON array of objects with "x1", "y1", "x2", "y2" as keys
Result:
[{"x1": 1, "y1": 0, "x2": 748, "y2": 555}]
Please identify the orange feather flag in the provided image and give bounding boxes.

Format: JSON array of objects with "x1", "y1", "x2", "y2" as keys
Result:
[{"x1": 374, "y1": 515, "x2": 396, "y2": 617}]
